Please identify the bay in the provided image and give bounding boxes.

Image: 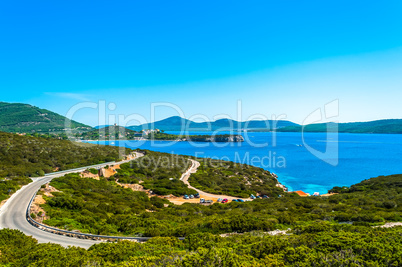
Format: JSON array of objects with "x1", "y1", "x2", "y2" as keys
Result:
[{"x1": 86, "y1": 132, "x2": 402, "y2": 195}]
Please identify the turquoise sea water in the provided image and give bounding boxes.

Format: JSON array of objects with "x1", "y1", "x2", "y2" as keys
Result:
[{"x1": 87, "y1": 132, "x2": 402, "y2": 195}]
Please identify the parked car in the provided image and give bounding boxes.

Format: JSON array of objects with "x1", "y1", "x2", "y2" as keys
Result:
[
  {"x1": 262, "y1": 195, "x2": 269, "y2": 199},
  {"x1": 250, "y1": 194, "x2": 256, "y2": 199},
  {"x1": 237, "y1": 199, "x2": 245, "y2": 202},
  {"x1": 184, "y1": 195, "x2": 189, "y2": 199},
  {"x1": 256, "y1": 196, "x2": 261, "y2": 199},
  {"x1": 194, "y1": 193, "x2": 200, "y2": 198},
  {"x1": 232, "y1": 199, "x2": 238, "y2": 202},
  {"x1": 205, "y1": 200, "x2": 213, "y2": 203},
  {"x1": 217, "y1": 198, "x2": 223, "y2": 202},
  {"x1": 221, "y1": 198, "x2": 228, "y2": 203},
  {"x1": 189, "y1": 194, "x2": 194, "y2": 199},
  {"x1": 200, "y1": 198, "x2": 205, "y2": 203}
]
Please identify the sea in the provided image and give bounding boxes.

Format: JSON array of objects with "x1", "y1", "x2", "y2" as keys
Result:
[{"x1": 86, "y1": 131, "x2": 402, "y2": 195}]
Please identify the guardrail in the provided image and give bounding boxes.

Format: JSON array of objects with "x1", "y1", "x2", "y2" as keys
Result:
[
  {"x1": 26, "y1": 154, "x2": 185, "y2": 243},
  {"x1": 44, "y1": 161, "x2": 121, "y2": 177},
  {"x1": 26, "y1": 192, "x2": 185, "y2": 242},
  {"x1": 43, "y1": 152, "x2": 143, "y2": 177}
]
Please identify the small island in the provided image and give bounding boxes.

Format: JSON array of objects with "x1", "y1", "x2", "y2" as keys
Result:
[{"x1": 184, "y1": 134, "x2": 244, "y2": 142}]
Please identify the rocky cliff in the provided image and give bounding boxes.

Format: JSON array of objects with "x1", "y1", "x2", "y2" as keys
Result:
[{"x1": 188, "y1": 135, "x2": 244, "y2": 142}]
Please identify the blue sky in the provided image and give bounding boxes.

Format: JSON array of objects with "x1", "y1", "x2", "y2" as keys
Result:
[{"x1": 1, "y1": 1, "x2": 401, "y2": 126}]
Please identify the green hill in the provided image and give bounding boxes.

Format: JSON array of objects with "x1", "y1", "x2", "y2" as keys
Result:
[
  {"x1": 0, "y1": 102, "x2": 92, "y2": 133},
  {"x1": 127, "y1": 116, "x2": 298, "y2": 131},
  {"x1": 0, "y1": 131, "x2": 131, "y2": 201},
  {"x1": 276, "y1": 119, "x2": 402, "y2": 134}
]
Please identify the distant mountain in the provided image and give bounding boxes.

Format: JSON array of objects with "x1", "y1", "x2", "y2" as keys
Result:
[
  {"x1": 0, "y1": 102, "x2": 92, "y2": 133},
  {"x1": 127, "y1": 116, "x2": 298, "y2": 131},
  {"x1": 276, "y1": 119, "x2": 402, "y2": 134}
]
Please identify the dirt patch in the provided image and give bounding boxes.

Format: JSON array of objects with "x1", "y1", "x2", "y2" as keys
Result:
[
  {"x1": 42, "y1": 183, "x2": 60, "y2": 197},
  {"x1": 81, "y1": 170, "x2": 100, "y2": 180},
  {"x1": 118, "y1": 182, "x2": 147, "y2": 192},
  {"x1": 29, "y1": 183, "x2": 58, "y2": 222},
  {"x1": 0, "y1": 199, "x2": 8, "y2": 209},
  {"x1": 30, "y1": 195, "x2": 48, "y2": 222},
  {"x1": 34, "y1": 194, "x2": 46, "y2": 205},
  {"x1": 100, "y1": 165, "x2": 120, "y2": 178},
  {"x1": 220, "y1": 229, "x2": 289, "y2": 237},
  {"x1": 374, "y1": 222, "x2": 402, "y2": 228},
  {"x1": 168, "y1": 194, "x2": 223, "y2": 205},
  {"x1": 80, "y1": 164, "x2": 121, "y2": 179}
]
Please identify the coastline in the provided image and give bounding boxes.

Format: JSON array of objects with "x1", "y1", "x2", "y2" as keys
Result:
[
  {"x1": 81, "y1": 139, "x2": 182, "y2": 142},
  {"x1": 81, "y1": 132, "x2": 402, "y2": 196},
  {"x1": 81, "y1": 140, "x2": 318, "y2": 195},
  {"x1": 81, "y1": 138, "x2": 244, "y2": 143}
]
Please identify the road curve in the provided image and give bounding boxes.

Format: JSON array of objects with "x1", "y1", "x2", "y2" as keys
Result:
[
  {"x1": 181, "y1": 159, "x2": 247, "y2": 201},
  {"x1": 0, "y1": 152, "x2": 143, "y2": 249}
]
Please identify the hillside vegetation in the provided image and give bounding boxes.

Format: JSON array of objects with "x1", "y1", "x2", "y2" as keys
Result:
[
  {"x1": 189, "y1": 158, "x2": 282, "y2": 197},
  {"x1": 276, "y1": 119, "x2": 402, "y2": 134},
  {"x1": 16, "y1": 174, "x2": 402, "y2": 265},
  {"x1": 0, "y1": 102, "x2": 92, "y2": 133},
  {"x1": 0, "y1": 226, "x2": 401, "y2": 266},
  {"x1": 113, "y1": 150, "x2": 196, "y2": 196},
  {"x1": 0, "y1": 131, "x2": 130, "y2": 201},
  {"x1": 41, "y1": 162, "x2": 402, "y2": 237}
]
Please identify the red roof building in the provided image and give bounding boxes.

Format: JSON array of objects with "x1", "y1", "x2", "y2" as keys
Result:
[{"x1": 292, "y1": 190, "x2": 309, "y2": 197}]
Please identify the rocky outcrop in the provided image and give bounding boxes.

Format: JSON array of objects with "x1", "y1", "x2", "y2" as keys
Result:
[
  {"x1": 214, "y1": 135, "x2": 244, "y2": 142},
  {"x1": 188, "y1": 135, "x2": 244, "y2": 142}
]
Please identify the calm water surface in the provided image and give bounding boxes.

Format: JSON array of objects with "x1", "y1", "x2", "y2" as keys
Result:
[{"x1": 87, "y1": 132, "x2": 402, "y2": 194}]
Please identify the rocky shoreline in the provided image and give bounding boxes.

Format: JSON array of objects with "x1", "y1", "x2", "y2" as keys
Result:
[
  {"x1": 185, "y1": 135, "x2": 244, "y2": 142},
  {"x1": 82, "y1": 135, "x2": 245, "y2": 143}
]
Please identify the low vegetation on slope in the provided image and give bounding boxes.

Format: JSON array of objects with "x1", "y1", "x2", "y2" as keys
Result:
[
  {"x1": 0, "y1": 131, "x2": 131, "y2": 201},
  {"x1": 41, "y1": 173, "x2": 402, "y2": 238},
  {"x1": 189, "y1": 158, "x2": 282, "y2": 197},
  {"x1": 42, "y1": 173, "x2": 163, "y2": 235},
  {"x1": 112, "y1": 150, "x2": 196, "y2": 196},
  {"x1": 1, "y1": 224, "x2": 401, "y2": 266}
]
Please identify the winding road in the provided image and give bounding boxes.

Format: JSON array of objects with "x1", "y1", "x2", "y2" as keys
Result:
[
  {"x1": 0, "y1": 152, "x2": 143, "y2": 249},
  {"x1": 179, "y1": 159, "x2": 247, "y2": 201},
  {"x1": 0, "y1": 154, "x2": 245, "y2": 248}
]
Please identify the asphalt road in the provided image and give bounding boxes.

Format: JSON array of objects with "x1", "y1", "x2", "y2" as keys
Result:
[{"x1": 0, "y1": 153, "x2": 142, "y2": 249}]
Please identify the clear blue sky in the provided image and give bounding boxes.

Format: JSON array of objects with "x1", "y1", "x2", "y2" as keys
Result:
[{"x1": 1, "y1": 1, "x2": 401, "y2": 126}]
